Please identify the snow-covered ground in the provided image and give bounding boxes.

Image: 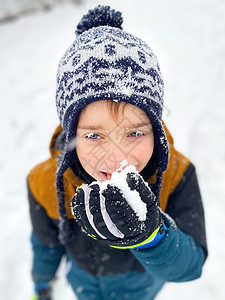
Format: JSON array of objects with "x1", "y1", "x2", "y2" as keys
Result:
[
  {"x1": 1, "y1": 0, "x2": 225, "y2": 299},
  {"x1": 0, "y1": 0, "x2": 66, "y2": 21}
]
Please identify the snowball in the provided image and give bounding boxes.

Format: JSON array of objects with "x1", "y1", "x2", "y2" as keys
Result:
[{"x1": 92, "y1": 163, "x2": 147, "y2": 221}]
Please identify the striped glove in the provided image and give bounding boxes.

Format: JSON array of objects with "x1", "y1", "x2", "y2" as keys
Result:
[{"x1": 71, "y1": 171, "x2": 167, "y2": 249}]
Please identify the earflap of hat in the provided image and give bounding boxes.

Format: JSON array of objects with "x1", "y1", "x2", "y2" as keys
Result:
[
  {"x1": 146, "y1": 117, "x2": 169, "y2": 203},
  {"x1": 153, "y1": 121, "x2": 169, "y2": 174},
  {"x1": 56, "y1": 143, "x2": 77, "y2": 244}
]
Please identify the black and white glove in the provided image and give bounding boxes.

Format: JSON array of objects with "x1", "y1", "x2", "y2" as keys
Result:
[{"x1": 71, "y1": 171, "x2": 167, "y2": 249}]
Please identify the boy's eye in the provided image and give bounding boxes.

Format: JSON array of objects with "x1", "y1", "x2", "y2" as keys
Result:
[
  {"x1": 85, "y1": 133, "x2": 102, "y2": 140},
  {"x1": 128, "y1": 131, "x2": 146, "y2": 138}
]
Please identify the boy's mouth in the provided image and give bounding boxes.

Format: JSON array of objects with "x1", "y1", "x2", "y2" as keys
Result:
[{"x1": 100, "y1": 171, "x2": 112, "y2": 181}]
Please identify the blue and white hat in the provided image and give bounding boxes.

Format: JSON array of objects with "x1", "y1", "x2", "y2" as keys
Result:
[{"x1": 55, "y1": 5, "x2": 169, "y2": 243}]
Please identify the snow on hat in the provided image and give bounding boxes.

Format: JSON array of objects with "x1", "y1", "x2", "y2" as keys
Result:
[{"x1": 55, "y1": 5, "x2": 169, "y2": 244}]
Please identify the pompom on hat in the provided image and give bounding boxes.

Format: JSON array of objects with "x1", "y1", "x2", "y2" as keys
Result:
[{"x1": 55, "y1": 5, "x2": 169, "y2": 244}]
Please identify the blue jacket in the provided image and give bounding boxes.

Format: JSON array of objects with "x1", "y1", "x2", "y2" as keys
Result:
[{"x1": 28, "y1": 125, "x2": 207, "y2": 299}]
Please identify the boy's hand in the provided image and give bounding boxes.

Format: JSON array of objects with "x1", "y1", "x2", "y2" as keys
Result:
[
  {"x1": 71, "y1": 172, "x2": 166, "y2": 249},
  {"x1": 31, "y1": 284, "x2": 52, "y2": 300}
]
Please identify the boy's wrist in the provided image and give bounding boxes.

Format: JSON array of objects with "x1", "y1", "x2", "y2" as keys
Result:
[{"x1": 133, "y1": 225, "x2": 168, "y2": 250}]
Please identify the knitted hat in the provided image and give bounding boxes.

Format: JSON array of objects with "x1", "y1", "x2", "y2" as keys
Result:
[{"x1": 55, "y1": 5, "x2": 169, "y2": 244}]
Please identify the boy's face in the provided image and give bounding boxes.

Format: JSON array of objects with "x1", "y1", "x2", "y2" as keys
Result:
[{"x1": 76, "y1": 100, "x2": 154, "y2": 182}]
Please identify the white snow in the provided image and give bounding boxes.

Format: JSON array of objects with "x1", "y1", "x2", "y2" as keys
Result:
[
  {"x1": 0, "y1": 0, "x2": 65, "y2": 21},
  {"x1": 116, "y1": 159, "x2": 128, "y2": 172},
  {"x1": 1, "y1": 0, "x2": 225, "y2": 299}
]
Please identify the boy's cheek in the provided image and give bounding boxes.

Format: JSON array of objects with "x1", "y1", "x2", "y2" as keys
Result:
[{"x1": 133, "y1": 147, "x2": 154, "y2": 172}]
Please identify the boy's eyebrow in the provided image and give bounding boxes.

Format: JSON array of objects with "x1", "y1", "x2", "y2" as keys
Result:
[
  {"x1": 125, "y1": 122, "x2": 152, "y2": 129},
  {"x1": 77, "y1": 125, "x2": 104, "y2": 130},
  {"x1": 77, "y1": 122, "x2": 152, "y2": 130}
]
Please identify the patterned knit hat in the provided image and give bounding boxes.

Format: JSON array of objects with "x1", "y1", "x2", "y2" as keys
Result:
[{"x1": 55, "y1": 5, "x2": 169, "y2": 244}]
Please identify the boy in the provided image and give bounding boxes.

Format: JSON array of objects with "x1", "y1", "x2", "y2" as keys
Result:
[{"x1": 28, "y1": 5, "x2": 207, "y2": 300}]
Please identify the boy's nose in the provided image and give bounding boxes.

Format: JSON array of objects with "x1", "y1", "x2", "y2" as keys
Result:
[{"x1": 104, "y1": 142, "x2": 128, "y2": 172}]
